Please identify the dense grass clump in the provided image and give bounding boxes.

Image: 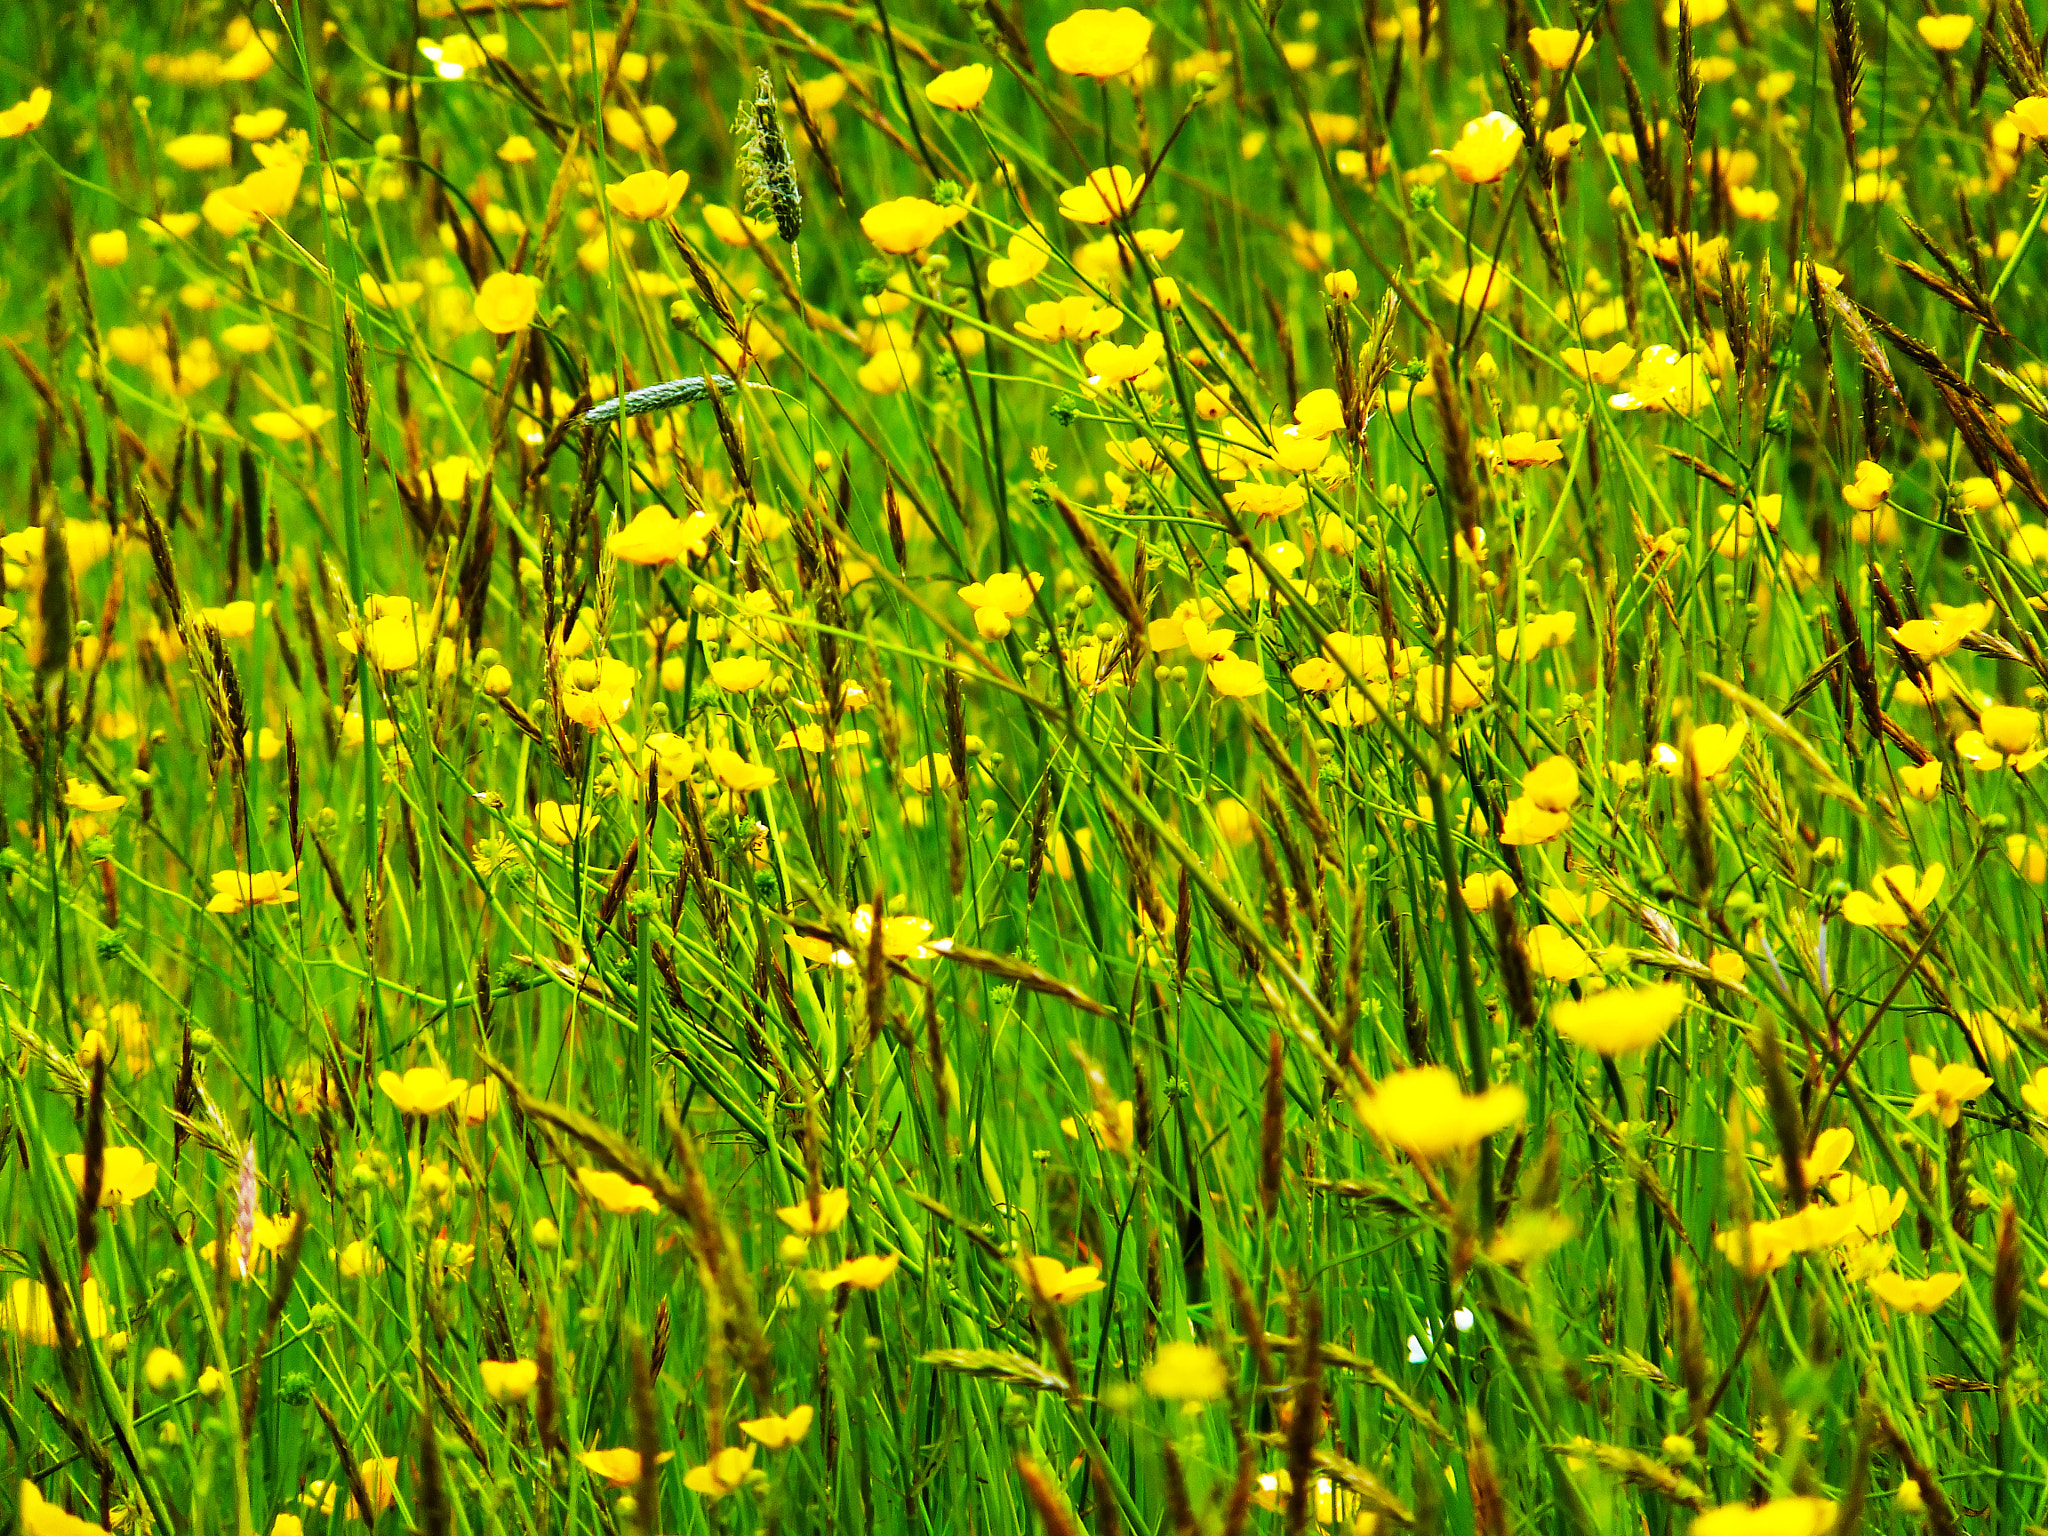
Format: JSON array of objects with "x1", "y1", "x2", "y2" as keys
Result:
[{"x1": 9, "y1": 2, "x2": 2048, "y2": 1534}]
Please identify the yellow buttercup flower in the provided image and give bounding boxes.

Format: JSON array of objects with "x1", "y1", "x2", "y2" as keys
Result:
[
  {"x1": 1045, "y1": 8, "x2": 1154, "y2": 78},
  {"x1": 1494, "y1": 431, "x2": 1563, "y2": 469},
  {"x1": 707, "y1": 747, "x2": 777, "y2": 793},
  {"x1": 2008, "y1": 96, "x2": 2048, "y2": 138},
  {"x1": 604, "y1": 168, "x2": 690, "y2": 221},
  {"x1": 709, "y1": 655, "x2": 773, "y2": 692},
  {"x1": 473, "y1": 271, "x2": 541, "y2": 333},
  {"x1": 815, "y1": 1252, "x2": 901, "y2": 1289},
  {"x1": 1058, "y1": 166, "x2": 1145, "y2": 224},
  {"x1": 1354, "y1": 1066, "x2": 1525, "y2": 1158},
  {"x1": 4, "y1": 1278, "x2": 109, "y2": 1345},
  {"x1": 1687, "y1": 721, "x2": 1748, "y2": 780},
  {"x1": 1918, "y1": 14, "x2": 1975, "y2": 49},
  {"x1": 1432, "y1": 111, "x2": 1523, "y2": 184},
  {"x1": 609, "y1": 504, "x2": 718, "y2": 566},
  {"x1": 479, "y1": 1359, "x2": 538, "y2": 1403},
  {"x1": 63, "y1": 777, "x2": 126, "y2": 814},
  {"x1": 1025, "y1": 1255, "x2": 1106, "y2": 1303},
  {"x1": 1888, "y1": 600, "x2": 1991, "y2": 659},
  {"x1": 1525, "y1": 925, "x2": 1596, "y2": 981},
  {"x1": 776, "y1": 1188, "x2": 850, "y2": 1235},
  {"x1": 1015, "y1": 294, "x2": 1124, "y2": 341},
  {"x1": 165, "y1": 133, "x2": 232, "y2": 169},
  {"x1": 1207, "y1": 654, "x2": 1267, "y2": 698},
  {"x1": 1437, "y1": 259, "x2": 1511, "y2": 312},
  {"x1": 207, "y1": 867, "x2": 299, "y2": 914},
  {"x1": 575, "y1": 1166, "x2": 661, "y2": 1215},
  {"x1": 20, "y1": 1480, "x2": 111, "y2": 1536},
  {"x1": 1142, "y1": 1341, "x2": 1228, "y2": 1401},
  {"x1": 986, "y1": 227, "x2": 1052, "y2": 288},
  {"x1": 378, "y1": 1066, "x2": 467, "y2": 1116},
  {"x1": 1690, "y1": 1498, "x2": 1837, "y2": 1536},
  {"x1": 0, "y1": 87, "x2": 52, "y2": 138},
  {"x1": 561, "y1": 657, "x2": 638, "y2": 728},
  {"x1": 957, "y1": 570, "x2": 1043, "y2": 638},
  {"x1": 63, "y1": 1147, "x2": 158, "y2": 1209},
  {"x1": 1551, "y1": 982, "x2": 1686, "y2": 1056},
  {"x1": 1866, "y1": 1269, "x2": 1964, "y2": 1315},
  {"x1": 925, "y1": 64, "x2": 993, "y2": 110},
  {"x1": 1562, "y1": 343, "x2": 1635, "y2": 385},
  {"x1": 1839, "y1": 863, "x2": 1944, "y2": 928},
  {"x1": 1714, "y1": 1206, "x2": 1860, "y2": 1276},
  {"x1": 250, "y1": 404, "x2": 336, "y2": 442},
  {"x1": 579, "y1": 1447, "x2": 672, "y2": 1488},
  {"x1": 534, "y1": 801, "x2": 585, "y2": 846},
  {"x1": 1461, "y1": 870, "x2": 1517, "y2": 911},
  {"x1": 684, "y1": 1445, "x2": 755, "y2": 1499},
  {"x1": 1527, "y1": 27, "x2": 1591, "y2": 69},
  {"x1": 740, "y1": 1406, "x2": 815, "y2": 1448},
  {"x1": 861, "y1": 197, "x2": 965, "y2": 254},
  {"x1": 1906, "y1": 1055, "x2": 1990, "y2": 1127}
]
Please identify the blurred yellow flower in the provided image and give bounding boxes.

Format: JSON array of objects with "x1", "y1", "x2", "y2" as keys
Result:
[
  {"x1": 1841, "y1": 458, "x2": 1893, "y2": 510},
  {"x1": 707, "y1": 747, "x2": 777, "y2": 793},
  {"x1": 359, "y1": 273, "x2": 424, "y2": 308},
  {"x1": 1015, "y1": 294, "x2": 1124, "y2": 341},
  {"x1": 1690, "y1": 1498, "x2": 1837, "y2": 1536},
  {"x1": 1866, "y1": 1269, "x2": 1964, "y2": 1315},
  {"x1": 20, "y1": 1480, "x2": 110, "y2": 1536},
  {"x1": 250, "y1": 404, "x2": 336, "y2": 442},
  {"x1": 816, "y1": 1252, "x2": 900, "y2": 1289},
  {"x1": 1551, "y1": 982, "x2": 1686, "y2": 1055},
  {"x1": 4, "y1": 1278, "x2": 108, "y2": 1345},
  {"x1": 1142, "y1": 1341, "x2": 1228, "y2": 1401},
  {"x1": 740, "y1": 1405, "x2": 815, "y2": 1448},
  {"x1": 207, "y1": 867, "x2": 298, "y2": 914},
  {"x1": 1354, "y1": 1066, "x2": 1525, "y2": 1157},
  {"x1": 233, "y1": 109, "x2": 287, "y2": 140},
  {"x1": 1687, "y1": 721, "x2": 1747, "y2": 779},
  {"x1": 776, "y1": 1188, "x2": 850, "y2": 1235},
  {"x1": 576, "y1": 1166, "x2": 660, "y2": 1215},
  {"x1": 0, "y1": 87, "x2": 51, "y2": 138},
  {"x1": 579, "y1": 1447, "x2": 671, "y2": 1488},
  {"x1": 63, "y1": 777, "x2": 126, "y2": 814},
  {"x1": 473, "y1": 271, "x2": 541, "y2": 333},
  {"x1": 165, "y1": 133, "x2": 232, "y2": 169},
  {"x1": 221, "y1": 323, "x2": 274, "y2": 354},
  {"x1": 1562, "y1": 342, "x2": 1635, "y2": 384},
  {"x1": 684, "y1": 1445, "x2": 755, "y2": 1499},
  {"x1": 709, "y1": 655, "x2": 772, "y2": 692},
  {"x1": 479, "y1": 1359, "x2": 538, "y2": 1404},
  {"x1": 1525, "y1": 925, "x2": 1596, "y2": 981},
  {"x1": 378, "y1": 1066, "x2": 467, "y2": 1116}
]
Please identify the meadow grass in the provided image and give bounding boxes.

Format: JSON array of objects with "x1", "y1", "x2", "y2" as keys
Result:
[{"x1": 5, "y1": 1, "x2": 2048, "y2": 1535}]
